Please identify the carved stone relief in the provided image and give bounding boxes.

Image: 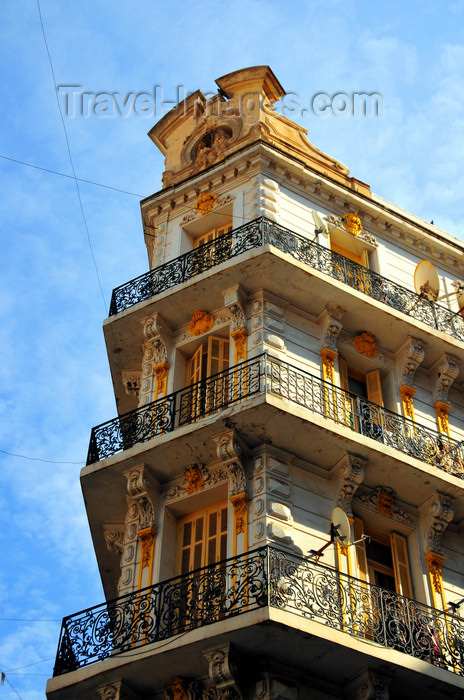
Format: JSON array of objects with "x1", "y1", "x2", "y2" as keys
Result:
[
  {"x1": 331, "y1": 452, "x2": 366, "y2": 516},
  {"x1": 430, "y1": 354, "x2": 460, "y2": 403},
  {"x1": 102, "y1": 524, "x2": 125, "y2": 555},
  {"x1": 419, "y1": 491, "x2": 454, "y2": 555},
  {"x1": 354, "y1": 486, "x2": 414, "y2": 526},
  {"x1": 396, "y1": 336, "x2": 425, "y2": 387},
  {"x1": 346, "y1": 669, "x2": 391, "y2": 700}
]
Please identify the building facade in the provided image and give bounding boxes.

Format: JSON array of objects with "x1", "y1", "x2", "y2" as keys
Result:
[{"x1": 47, "y1": 66, "x2": 464, "y2": 700}]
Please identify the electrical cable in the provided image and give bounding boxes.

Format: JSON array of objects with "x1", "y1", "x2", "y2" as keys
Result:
[
  {"x1": 0, "y1": 154, "x2": 143, "y2": 197},
  {"x1": 0, "y1": 449, "x2": 83, "y2": 465},
  {"x1": 36, "y1": 0, "x2": 107, "y2": 312},
  {"x1": 0, "y1": 673, "x2": 23, "y2": 700}
]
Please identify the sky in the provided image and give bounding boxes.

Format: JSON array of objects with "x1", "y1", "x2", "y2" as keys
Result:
[{"x1": 1, "y1": 1, "x2": 464, "y2": 697}]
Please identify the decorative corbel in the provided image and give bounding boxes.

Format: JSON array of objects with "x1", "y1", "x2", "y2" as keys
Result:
[
  {"x1": 320, "y1": 308, "x2": 343, "y2": 352},
  {"x1": 346, "y1": 669, "x2": 391, "y2": 700},
  {"x1": 396, "y1": 336, "x2": 425, "y2": 387},
  {"x1": 164, "y1": 676, "x2": 200, "y2": 700},
  {"x1": 97, "y1": 679, "x2": 141, "y2": 700},
  {"x1": 430, "y1": 354, "x2": 460, "y2": 404},
  {"x1": 121, "y1": 370, "x2": 141, "y2": 397},
  {"x1": 139, "y1": 312, "x2": 172, "y2": 406},
  {"x1": 203, "y1": 644, "x2": 243, "y2": 700},
  {"x1": 331, "y1": 452, "x2": 366, "y2": 517},
  {"x1": 102, "y1": 524, "x2": 125, "y2": 555},
  {"x1": 124, "y1": 463, "x2": 159, "y2": 529},
  {"x1": 419, "y1": 491, "x2": 454, "y2": 555}
]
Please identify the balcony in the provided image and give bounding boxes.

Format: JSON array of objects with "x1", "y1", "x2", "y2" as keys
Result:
[
  {"x1": 87, "y1": 354, "x2": 464, "y2": 480},
  {"x1": 53, "y1": 545, "x2": 464, "y2": 678},
  {"x1": 108, "y1": 217, "x2": 464, "y2": 345}
]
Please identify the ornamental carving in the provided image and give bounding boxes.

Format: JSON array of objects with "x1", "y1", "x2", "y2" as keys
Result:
[
  {"x1": 138, "y1": 526, "x2": 156, "y2": 569},
  {"x1": 426, "y1": 552, "x2": 445, "y2": 595},
  {"x1": 342, "y1": 212, "x2": 363, "y2": 236},
  {"x1": 121, "y1": 371, "x2": 141, "y2": 397},
  {"x1": 189, "y1": 310, "x2": 214, "y2": 336},
  {"x1": 212, "y1": 429, "x2": 244, "y2": 462},
  {"x1": 435, "y1": 401, "x2": 451, "y2": 435},
  {"x1": 332, "y1": 452, "x2": 366, "y2": 517},
  {"x1": 354, "y1": 331, "x2": 377, "y2": 358},
  {"x1": 346, "y1": 669, "x2": 391, "y2": 700},
  {"x1": 102, "y1": 525, "x2": 125, "y2": 555},
  {"x1": 431, "y1": 354, "x2": 460, "y2": 403},
  {"x1": 195, "y1": 192, "x2": 218, "y2": 216},
  {"x1": 231, "y1": 328, "x2": 248, "y2": 363},
  {"x1": 165, "y1": 677, "x2": 200, "y2": 700},
  {"x1": 320, "y1": 310, "x2": 343, "y2": 351},
  {"x1": 228, "y1": 302, "x2": 247, "y2": 332},
  {"x1": 321, "y1": 347, "x2": 338, "y2": 384},
  {"x1": 124, "y1": 464, "x2": 159, "y2": 530},
  {"x1": 396, "y1": 336, "x2": 425, "y2": 387},
  {"x1": 354, "y1": 486, "x2": 414, "y2": 526},
  {"x1": 420, "y1": 491, "x2": 454, "y2": 555},
  {"x1": 153, "y1": 362, "x2": 169, "y2": 399},
  {"x1": 193, "y1": 129, "x2": 231, "y2": 171},
  {"x1": 203, "y1": 644, "x2": 242, "y2": 700},
  {"x1": 400, "y1": 385, "x2": 416, "y2": 421},
  {"x1": 376, "y1": 488, "x2": 394, "y2": 517},
  {"x1": 185, "y1": 464, "x2": 204, "y2": 494},
  {"x1": 97, "y1": 680, "x2": 140, "y2": 700},
  {"x1": 165, "y1": 464, "x2": 229, "y2": 502},
  {"x1": 230, "y1": 493, "x2": 249, "y2": 534}
]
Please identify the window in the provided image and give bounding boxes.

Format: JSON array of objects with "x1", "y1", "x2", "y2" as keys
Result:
[
  {"x1": 193, "y1": 223, "x2": 232, "y2": 248},
  {"x1": 177, "y1": 503, "x2": 228, "y2": 575},
  {"x1": 182, "y1": 336, "x2": 230, "y2": 421},
  {"x1": 354, "y1": 518, "x2": 413, "y2": 598},
  {"x1": 339, "y1": 360, "x2": 384, "y2": 407}
]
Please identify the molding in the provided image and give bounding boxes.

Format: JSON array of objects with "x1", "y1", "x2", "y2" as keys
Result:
[{"x1": 354, "y1": 486, "x2": 414, "y2": 526}]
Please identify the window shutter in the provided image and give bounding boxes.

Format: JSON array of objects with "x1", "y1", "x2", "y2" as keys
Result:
[
  {"x1": 353, "y1": 517, "x2": 368, "y2": 582},
  {"x1": 366, "y1": 369, "x2": 384, "y2": 407},
  {"x1": 207, "y1": 336, "x2": 230, "y2": 377},
  {"x1": 391, "y1": 532, "x2": 413, "y2": 598}
]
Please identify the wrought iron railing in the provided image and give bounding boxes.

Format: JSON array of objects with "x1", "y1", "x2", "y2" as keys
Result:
[
  {"x1": 108, "y1": 218, "x2": 464, "y2": 344},
  {"x1": 53, "y1": 546, "x2": 464, "y2": 676},
  {"x1": 87, "y1": 355, "x2": 464, "y2": 480}
]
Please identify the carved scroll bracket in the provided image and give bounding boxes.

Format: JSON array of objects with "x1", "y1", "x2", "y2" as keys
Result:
[
  {"x1": 223, "y1": 284, "x2": 247, "y2": 332},
  {"x1": 97, "y1": 679, "x2": 141, "y2": 700},
  {"x1": 346, "y1": 668, "x2": 391, "y2": 700},
  {"x1": 319, "y1": 308, "x2": 343, "y2": 351},
  {"x1": 419, "y1": 491, "x2": 454, "y2": 555},
  {"x1": 212, "y1": 430, "x2": 248, "y2": 497},
  {"x1": 141, "y1": 312, "x2": 172, "y2": 365},
  {"x1": 124, "y1": 463, "x2": 160, "y2": 530},
  {"x1": 430, "y1": 353, "x2": 460, "y2": 404},
  {"x1": 396, "y1": 336, "x2": 425, "y2": 387},
  {"x1": 203, "y1": 644, "x2": 243, "y2": 700},
  {"x1": 331, "y1": 452, "x2": 366, "y2": 517},
  {"x1": 102, "y1": 524, "x2": 125, "y2": 555}
]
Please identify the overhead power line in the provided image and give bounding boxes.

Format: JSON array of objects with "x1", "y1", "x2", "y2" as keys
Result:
[{"x1": 0, "y1": 154, "x2": 143, "y2": 197}]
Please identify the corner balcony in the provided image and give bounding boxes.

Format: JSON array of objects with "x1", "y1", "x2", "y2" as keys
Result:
[
  {"x1": 109, "y1": 217, "x2": 464, "y2": 345},
  {"x1": 87, "y1": 354, "x2": 464, "y2": 481},
  {"x1": 51, "y1": 546, "x2": 464, "y2": 694}
]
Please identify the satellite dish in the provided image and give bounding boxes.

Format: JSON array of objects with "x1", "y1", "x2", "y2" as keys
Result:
[
  {"x1": 414, "y1": 261, "x2": 440, "y2": 301},
  {"x1": 312, "y1": 210, "x2": 328, "y2": 237},
  {"x1": 331, "y1": 507, "x2": 351, "y2": 546}
]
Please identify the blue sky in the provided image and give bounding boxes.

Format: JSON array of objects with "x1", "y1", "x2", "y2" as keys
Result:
[{"x1": 1, "y1": 1, "x2": 464, "y2": 697}]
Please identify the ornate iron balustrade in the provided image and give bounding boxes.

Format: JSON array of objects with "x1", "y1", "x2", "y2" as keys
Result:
[
  {"x1": 87, "y1": 354, "x2": 464, "y2": 480},
  {"x1": 265, "y1": 356, "x2": 464, "y2": 479},
  {"x1": 53, "y1": 546, "x2": 464, "y2": 677},
  {"x1": 86, "y1": 355, "x2": 264, "y2": 465},
  {"x1": 108, "y1": 217, "x2": 464, "y2": 343}
]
